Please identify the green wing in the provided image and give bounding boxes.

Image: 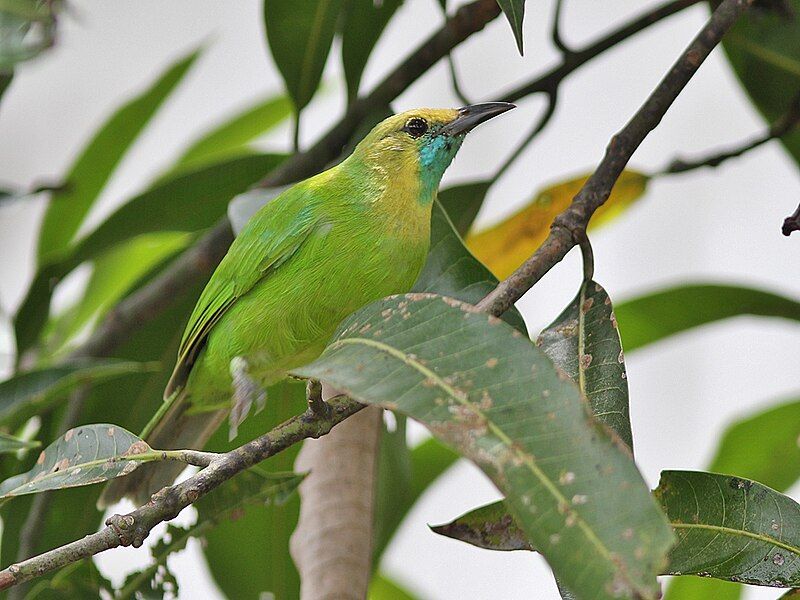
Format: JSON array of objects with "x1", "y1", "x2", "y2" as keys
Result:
[{"x1": 164, "y1": 186, "x2": 321, "y2": 398}]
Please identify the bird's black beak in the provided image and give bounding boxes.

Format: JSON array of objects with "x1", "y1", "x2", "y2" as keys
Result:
[{"x1": 440, "y1": 102, "x2": 515, "y2": 137}]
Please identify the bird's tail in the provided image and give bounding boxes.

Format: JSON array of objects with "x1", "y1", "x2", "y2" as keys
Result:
[{"x1": 98, "y1": 389, "x2": 227, "y2": 509}]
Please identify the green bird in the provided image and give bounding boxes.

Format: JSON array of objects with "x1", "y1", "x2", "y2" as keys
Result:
[{"x1": 101, "y1": 102, "x2": 514, "y2": 506}]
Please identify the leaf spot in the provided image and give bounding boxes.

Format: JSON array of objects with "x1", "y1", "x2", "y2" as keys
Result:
[
  {"x1": 485, "y1": 358, "x2": 498, "y2": 368},
  {"x1": 64, "y1": 429, "x2": 75, "y2": 442},
  {"x1": 559, "y1": 471, "x2": 576, "y2": 485}
]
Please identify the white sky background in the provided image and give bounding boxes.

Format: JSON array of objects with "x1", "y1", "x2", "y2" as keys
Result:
[{"x1": 1, "y1": 0, "x2": 799, "y2": 598}]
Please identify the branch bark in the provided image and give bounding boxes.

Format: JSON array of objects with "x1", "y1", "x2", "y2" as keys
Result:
[{"x1": 477, "y1": 0, "x2": 754, "y2": 316}]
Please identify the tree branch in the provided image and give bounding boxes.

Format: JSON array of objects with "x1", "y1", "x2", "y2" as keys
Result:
[
  {"x1": 661, "y1": 88, "x2": 800, "y2": 174},
  {"x1": 477, "y1": 0, "x2": 753, "y2": 315},
  {"x1": 0, "y1": 396, "x2": 366, "y2": 591}
]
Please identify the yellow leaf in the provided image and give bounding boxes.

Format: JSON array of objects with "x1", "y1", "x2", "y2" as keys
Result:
[{"x1": 466, "y1": 170, "x2": 649, "y2": 279}]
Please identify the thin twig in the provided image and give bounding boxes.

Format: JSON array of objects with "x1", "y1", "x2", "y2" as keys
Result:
[
  {"x1": 447, "y1": 54, "x2": 472, "y2": 106},
  {"x1": 0, "y1": 396, "x2": 366, "y2": 590},
  {"x1": 477, "y1": 0, "x2": 753, "y2": 316},
  {"x1": 551, "y1": 0, "x2": 571, "y2": 55},
  {"x1": 661, "y1": 89, "x2": 800, "y2": 174},
  {"x1": 783, "y1": 204, "x2": 800, "y2": 236}
]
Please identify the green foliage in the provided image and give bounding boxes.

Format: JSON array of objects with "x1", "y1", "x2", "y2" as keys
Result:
[
  {"x1": 414, "y1": 200, "x2": 527, "y2": 333},
  {"x1": 36, "y1": 49, "x2": 200, "y2": 266},
  {"x1": 341, "y1": 0, "x2": 402, "y2": 102},
  {"x1": 496, "y1": 0, "x2": 526, "y2": 54},
  {"x1": 201, "y1": 381, "x2": 307, "y2": 600},
  {"x1": 718, "y1": 0, "x2": 800, "y2": 168},
  {"x1": 170, "y1": 94, "x2": 293, "y2": 175},
  {"x1": 0, "y1": 1, "x2": 58, "y2": 71},
  {"x1": 263, "y1": 0, "x2": 342, "y2": 113},
  {"x1": 438, "y1": 181, "x2": 491, "y2": 237},
  {"x1": 538, "y1": 280, "x2": 632, "y2": 450},
  {"x1": 295, "y1": 293, "x2": 673, "y2": 600},
  {"x1": 0, "y1": 431, "x2": 38, "y2": 454},
  {"x1": 0, "y1": 424, "x2": 155, "y2": 500},
  {"x1": 614, "y1": 284, "x2": 800, "y2": 352},
  {"x1": 657, "y1": 470, "x2": 800, "y2": 587},
  {"x1": 0, "y1": 359, "x2": 156, "y2": 430}
]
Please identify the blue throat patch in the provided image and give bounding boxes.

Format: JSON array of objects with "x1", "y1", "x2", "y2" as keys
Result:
[{"x1": 418, "y1": 135, "x2": 464, "y2": 204}]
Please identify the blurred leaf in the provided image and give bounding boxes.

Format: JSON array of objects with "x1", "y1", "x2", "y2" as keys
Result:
[
  {"x1": 615, "y1": 284, "x2": 800, "y2": 352},
  {"x1": 0, "y1": 277, "x2": 206, "y2": 576},
  {"x1": 263, "y1": 0, "x2": 343, "y2": 112},
  {"x1": 341, "y1": 0, "x2": 402, "y2": 102},
  {"x1": 0, "y1": 71, "x2": 12, "y2": 105},
  {"x1": 170, "y1": 94, "x2": 292, "y2": 175},
  {"x1": 432, "y1": 500, "x2": 532, "y2": 551},
  {"x1": 202, "y1": 380, "x2": 307, "y2": 600},
  {"x1": 538, "y1": 280, "x2": 632, "y2": 450},
  {"x1": 117, "y1": 469, "x2": 304, "y2": 600},
  {"x1": 718, "y1": 0, "x2": 800, "y2": 169},
  {"x1": 374, "y1": 436, "x2": 460, "y2": 564},
  {"x1": 37, "y1": 49, "x2": 200, "y2": 265},
  {"x1": 0, "y1": 423, "x2": 159, "y2": 499},
  {"x1": 438, "y1": 180, "x2": 491, "y2": 237},
  {"x1": 0, "y1": 431, "x2": 39, "y2": 454},
  {"x1": 656, "y1": 470, "x2": 800, "y2": 587},
  {"x1": 23, "y1": 560, "x2": 114, "y2": 599},
  {"x1": 295, "y1": 293, "x2": 673, "y2": 600},
  {"x1": 709, "y1": 397, "x2": 800, "y2": 493},
  {"x1": 374, "y1": 415, "x2": 412, "y2": 565},
  {"x1": 467, "y1": 171, "x2": 648, "y2": 279},
  {"x1": 0, "y1": 5, "x2": 56, "y2": 71},
  {"x1": 664, "y1": 577, "x2": 743, "y2": 600},
  {"x1": 414, "y1": 200, "x2": 527, "y2": 333},
  {"x1": 45, "y1": 232, "x2": 192, "y2": 353},
  {"x1": 0, "y1": 359, "x2": 156, "y2": 429},
  {"x1": 14, "y1": 153, "x2": 284, "y2": 355},
  {"x1": 69, "y1": 154, "x2": 285, "y2": 266},
  {"x1": 496, "y1": 0, "x2": 525, "y2": 54},
  {"x1": 369, "y1": 572, "x2": 419, "y2": 600}
]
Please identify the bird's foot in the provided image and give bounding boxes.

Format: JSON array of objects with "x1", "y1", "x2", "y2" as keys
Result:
[{"x1": 229, "y1": 356, "x2": 267, "y2": 440}]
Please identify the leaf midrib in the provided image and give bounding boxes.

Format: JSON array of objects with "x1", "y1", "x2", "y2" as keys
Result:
[
  {"x1": 330, "y1": 335, "x2": 620, "y2": 568},
  {"x1": 671, "y1": 522, "x2": 800, "y2": 557}
]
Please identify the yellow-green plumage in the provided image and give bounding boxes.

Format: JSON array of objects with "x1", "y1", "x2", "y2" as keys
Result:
[{"x1": 100, "y1": 103, "x2": 512, "y2": 506}]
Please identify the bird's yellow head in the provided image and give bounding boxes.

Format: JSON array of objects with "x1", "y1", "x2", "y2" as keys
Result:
[{"x1": 352, "y1": 103, "x2": 514, "y2": 202}]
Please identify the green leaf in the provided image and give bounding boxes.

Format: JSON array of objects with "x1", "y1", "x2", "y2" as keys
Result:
[
  {"x1": 14, "y1": 153, "x2": 284, "y2": 355},
  {"x1": 438, "y1": 180, "x2": 491, "y2": 237},
  {"x1": 615, "y1": 284, "x2": 800, "y2": 352},
  {"x1": 538, "y1": 280, "x2": 632, "y2": 450},
  {"x1": 0, "y1": 6, "x2": 55, "y2": 71},
  {"x1": 170, "y1": 94, "x2": 292, "y2": 175},
  {"x1": 413, "y1": 200, "x2": 527, "y2": 334},
  {"x1": 0, "y1": 359, "x2": 156, "y2": 429},
  {"x1": 0, "y1": 424, "x2": 159, "y2": 499},
  {"x1": 44, "y1": 232, "x2": 192, "y2": 354},
  {"x1": 369, "y1": 572, "x2": 419, "y2": 600},
  {"x1": 117, "y1": 468, "x2": 304, "y2": 600},
  {"x1": 656, "y1": 470, "x2": 800, "y2": 587},
  {"x1": 37, "y1": 49, "x2": 200, "y2": 265},
  {"x1": 294, "y1": 293, "x2": 674, "y2": 600},
  {"x1": 718, "y1": 0, "x2": 800, "y2": 169},
  {"x1": 0, "y1": 71, "x2": 12, "y2": 106},
  {"x1": 664, "y1": 397, "x2": 800, "y2": 600},
  {"x1": 0, "y1": 431, "x2": 39, "y2": 454},
  {"x1": 432, "y1": 500, "x2": 533, "y2": 551},
  {"x1": 496, "y1": 0, "x2": 525, "y2": 54},
  {"x1": 263, "y1": 0, "x2": 343, "y2": 112},
  {"x1": 202, "y1": 380, "x2": 307, "y2": 600},
  {"x1": 341, "y1": 0, "x2": 402, "y2": 102}
]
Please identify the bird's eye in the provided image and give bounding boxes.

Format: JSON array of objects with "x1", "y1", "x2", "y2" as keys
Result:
[{"x1": 403, "y1": 117, "x2": 428, "y2": 138}]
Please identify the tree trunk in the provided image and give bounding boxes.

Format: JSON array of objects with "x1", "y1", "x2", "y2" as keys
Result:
[{"x1": 290, "y1": 398, "x2": 382, "y2": 599}]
